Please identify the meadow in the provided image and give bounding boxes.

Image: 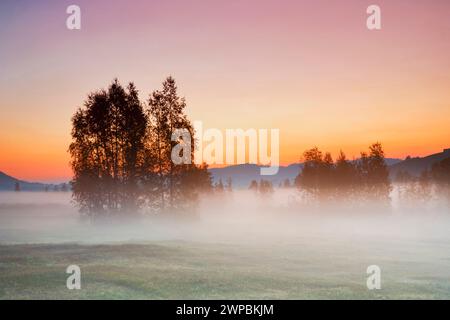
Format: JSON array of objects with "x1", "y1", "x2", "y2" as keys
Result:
[{"x1": 1, "y1": 191, "x2": 449, "y2": 299}]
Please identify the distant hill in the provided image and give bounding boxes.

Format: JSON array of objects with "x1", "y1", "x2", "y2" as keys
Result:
[
  {"x1": 0, "y1": 171, "x2": 68, "y2": 192},
  {"x1": 1, "y1": 151, "x2": 443, "y2": 191},
  {"x1": 389, "y1": 148, "x2": 450, "y2": 178},
  {"x1": 384, "y1": 158, "x2": 404, "y2": 166}
]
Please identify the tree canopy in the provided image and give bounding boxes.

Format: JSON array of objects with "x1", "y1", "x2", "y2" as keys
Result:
[{"x1": 69, "y1": 78, "x2": 211, "y2": 219}]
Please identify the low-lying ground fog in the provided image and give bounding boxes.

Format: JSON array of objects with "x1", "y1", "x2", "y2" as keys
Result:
[{"x1": 0, "y1": 190, "x2": 449, "y2": 299}]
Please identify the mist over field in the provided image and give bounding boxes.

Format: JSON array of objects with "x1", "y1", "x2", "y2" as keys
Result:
[
  {"x1": 1, "y1": 0, "x2": 450, "y2": 304},
  {"x1": 1, "y1": 190, "x2": 449, "y2": 299},
  {"x1": 1, "y1": 189, "x2": 449, "y2": 244}
]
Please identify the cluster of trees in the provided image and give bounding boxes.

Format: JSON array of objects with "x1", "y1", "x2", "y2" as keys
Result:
[
  {"x1": 295, "y1": 143, "x2": 391, "y2": 206},
  {"x1": 396, "y1": 157, "x2": 450, "y2": 208},
  {"x1": 295, "y1": 142, "x2": 450, "y2": 210},
  {"x1": 44, "y1": 183, "x2": 70, "y2": 192},
  {"x1": 13, "y1": 182, "x2": 69, "y2": 192},
  {"x1": 279, "y1": 179, "x2": 292, "y2": 189},
  {"x1": 249, "y1": 179, "x2": 275, "y2": 196},
  {"x1": 430, "y1": 158, "x2": 450, "y2": 196},
  {"x1": 69, "y1": 76, "x2": 449, "y2": 218},
  {"x1": 214, "y1": 177, "x2": 233, "y2": 194},
  {"x1": 69, "y1": 77, "x2": 212, "y2": 218}
]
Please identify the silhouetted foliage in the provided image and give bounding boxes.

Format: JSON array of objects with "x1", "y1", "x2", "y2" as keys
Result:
[
  {"x1": 430, "y1": 158, "x2": 450, "y2": 205},
  {"x1": 214, "y1": 179, "x2": 225, "y2": 194},
  {"x1": 248, "y1": 179, "x2": 274, "y2": 197},
  {"x1": 147, "y1": 77, "x2": 210, "y2": 213},
  {"x1": 70, "y1": 79, "x2": 148, "y2": 217},
  {"x1": 357, "y1": 143, "x2": 391, "y2": 203},
  {"x1": 226, "y1": 177, "x2": 233, "y2": 193},
  {"x1": 249, "y1": 180, "x2": 258, "y2": 192},
  {"x1": 397, "y1": 169, "x2": 432, "y2": 211},
  {"x1": 212, "y1": 176, "x2": 235, "y2": 200},
  {"x1": 294, "y1": 147, "x2": 334, "y2": 202},
  {"x1": 334, "y1": 150, "x2": 358, "y2": 199},
  {"x1": 395, "y1": 170, "x2": 414, "y2": 183},
  {"x1": 295, "y1": 143, "x2": 391, "y2": 207},
  {"x1": 282, "y1": 178, "x2": 291, "y2": 188},
  {"x1": 258, "y1": 179, "x2": 274, "y2": 196},
  {"x1": 430, "y1": 158, "x2": 450, "y2": 186},
  {"x1": 175, "y1": 162, "x2": 212, "y2": 211},
  {"x1": 69, "y1": 77, "x2": 211, "y2": 219}
]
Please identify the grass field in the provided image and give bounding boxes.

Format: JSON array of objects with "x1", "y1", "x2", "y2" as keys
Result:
[
  {"x1": 1, "y1": 192, "x2": 449, "y2": 299},
  {"x1": 1, "y1": 237, "x2": 450, "y2": 299}
]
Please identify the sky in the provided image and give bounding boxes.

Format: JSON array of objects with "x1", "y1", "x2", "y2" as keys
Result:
[{"x1": 0, "y1": 0, "x2": 449, "y2": 182}]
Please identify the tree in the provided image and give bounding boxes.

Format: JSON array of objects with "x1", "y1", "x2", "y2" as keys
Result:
[
  {"x1": 176, "y1": 162, "x2": 212, "y2": 211},
  {"x1": 295, "y1": 147, "x2": 335, "y2": 201},
  {"x1": 283, "y1": 178, "x2": 291, "y2": 188},
  {"x1": 69, "y1": 77, "x2": 212, "y2": 218},
  {"x1": 397, "y1": 169, "x2": 432, "y2": 211},
  {"x1": 249, "y1": 180, "x2": 258, "y2": 192},
  {"x1": 333, "y1": 151, "x2": 358, "y2": 202},
  {"x1": 295, "y1": 147, "x2": 323, "y2": 197},
  {"x1": 258, "y1": 179, "x2": 274, "y2": 196},
  {"x1": 295, "y1": 143, "x2": 391, "y2": 208},
  {"x1": 430, "y1": 158, "x2": 450, "y2": 185},
  {"x1": 430, "y1": 158, "x2": 450, "y2": 205},
  {"x1": 214, "y1": 179, "x2": 225, "y2": 193},
  {"x1": 395, "y1": 170, "x2": 413, "y2": 183},
  {"x1": 69, "y1": 79, "x2": 149, "y2": 218},
  {"x1": 147, "y1": 77, "x2": 210, "y2": 213},
  {"x1": 360, "y1": 142, "x2": 391, "y2": 204},
  {"x1": 226, "y1": 177, "x2": 233, "y2": 193},
  {"x1": 335, "y1": 151, "x2": 356, "y2": 187}
]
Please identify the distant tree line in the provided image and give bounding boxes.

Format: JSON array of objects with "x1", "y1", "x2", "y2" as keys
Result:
[
  {"x1": 214, "y1": 177, "x2": 233, "y2": 194},
  {"x1": 294, "y1": 143, "x2": 391, "y2": 207},
  {"x1": 249, "y1": 179, "x2": 274, "y2": 197},
  {"x1": 395, "y1": 157, "x2": 450, "y2": 208},
  {"x1": 69, "y1": 77, "x2": 212, "y2": 219},
  {"x1": 13, "y1": 182, "x2": 70, "y2": 192},
  {"x1": 293, "y1": 142, "x2": 450, "y2": 210}
]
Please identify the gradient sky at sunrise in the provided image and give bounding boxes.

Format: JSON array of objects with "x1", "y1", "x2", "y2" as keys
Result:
[{"x1": 1, "y1": 0, "x2": 450, "y2": 182}]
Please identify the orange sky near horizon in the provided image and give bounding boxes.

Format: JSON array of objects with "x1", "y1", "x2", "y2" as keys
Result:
[{"x1": 1, "y1": 0, "x2": 450, "y2": 183}]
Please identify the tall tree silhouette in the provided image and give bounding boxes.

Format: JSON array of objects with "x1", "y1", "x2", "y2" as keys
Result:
[
  {"x1": 334, "y1": 151, "x2": 358, "y2": 200},
  {"x1": 358, "y1": 142, "x2": 391, "y2": 203},
  {"x1": 147, "y1": 76, "x2": 211, "y2": 213},
  {"x1": 295, "y1": 147, "x2": 335, "y2": 201},
  {"x1": 258, "y1": 179, "x2": 274, "y2": 197},
  {"x1": 249, "y1": 180, "x2": 258, "y2": 192},
  {"x1": 430, "y1": 157, "x2": 450, "y2": 205},
  {"x1": 397, "y1": 169, "x2": 432, "y2": 211},
  {"x1": 215, "y1": 179, "x2": 225, "y2": 194},
  {"x1": 69, "y1": 79, "x2": 149, "y2": 217}
]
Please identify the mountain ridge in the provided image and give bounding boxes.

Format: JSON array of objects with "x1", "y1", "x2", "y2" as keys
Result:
[
  {"x1": 389, "y1": 148, "x2": 450, "y2": 178},
  {"x1": 0, "y1": 171, "x2": 67, "y2": 192},
  {"x1": 1, "y1": 149, "x2": 449, "y2": 191}
]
